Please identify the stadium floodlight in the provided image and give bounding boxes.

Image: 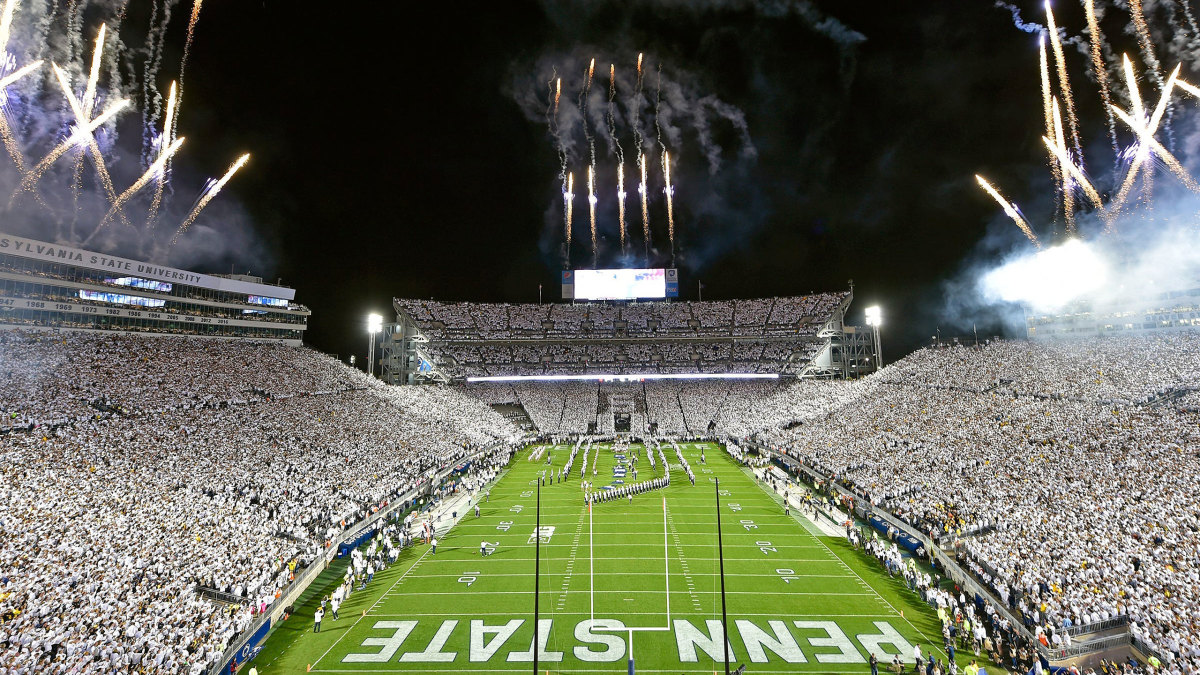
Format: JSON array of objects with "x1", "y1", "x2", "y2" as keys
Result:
[
  {"x1": 366, "y1": 313, "x2": 383, "y2": 378},
  {"x1": 864, "y1": 305, "x2": 883, "y2": 370},
  {"x1": 864, "y1": 305, "x2": 881, "y2": 326}
]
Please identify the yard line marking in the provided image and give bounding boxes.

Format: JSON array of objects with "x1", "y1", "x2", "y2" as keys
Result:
[{"x1": 311, "y1": 546, "x2": 430, "y2": 669}]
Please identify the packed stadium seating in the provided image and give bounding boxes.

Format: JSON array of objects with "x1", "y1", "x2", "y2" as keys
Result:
[
  {"x1": 0, "y1": 330, "x2": 519, "y2": 673},
  {"x1": 394, "y1": 295, "x2": 845, "y2": 379},
  {"x1": 395, "y1": 293, "x2": 847, "y2": 340},
  {"x1": 5, "y1": 326, "x2": 1200, "y2": 670},
  {"x1": 745, "y1": 336, "x2": 1200, "y2": 667}
]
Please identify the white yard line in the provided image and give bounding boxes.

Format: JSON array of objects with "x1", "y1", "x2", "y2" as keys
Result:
[
  {"x1": 310, "y1": 547, "x2": 431, "y2": 670},
  {"x1": 744, "y1": 466, "x2": 954, "y2": 663}
]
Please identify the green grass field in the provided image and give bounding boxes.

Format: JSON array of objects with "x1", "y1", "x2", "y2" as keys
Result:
[{"x1": 251, "y1": 442, "x2": 982, "y2": 674}]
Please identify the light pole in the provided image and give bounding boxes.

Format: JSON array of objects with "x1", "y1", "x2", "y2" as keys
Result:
[
  {"x1": 367, "y1": 313, "x2": 382, "y2": 378},
  {"x1": 865, "y1": 305, "x2": 882, "y2": 370}
]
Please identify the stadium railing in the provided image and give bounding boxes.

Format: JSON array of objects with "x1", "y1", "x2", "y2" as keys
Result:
[
  {"x1": 209, "y1": 439, "x2": 512, "y2": 675},
  {"x1": 734, "y1": 437, "x2": 1042, "y2": 649},
  {"x1": 744, "y1": 438, "x2": 1154, "y2": 662},
  {"x1": 1051, "y1": 633, "x2": 1131, "y2": 659},
  {"x1": 1063, "y1": 615, "x2": 1130, "y2": 637}
]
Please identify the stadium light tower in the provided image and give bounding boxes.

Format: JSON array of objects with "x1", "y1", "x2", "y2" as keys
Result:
[
  {"x1": 367, "y1": 313, "x2": 383, "y2": 378},
  {"x1": 864, "y1": 305, "x2": 883, "y2": 370}
]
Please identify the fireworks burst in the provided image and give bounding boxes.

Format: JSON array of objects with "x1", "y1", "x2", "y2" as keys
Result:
[
  {"x1": 617, "y1": 161, "x2": 626, "y2": 255},
  {"x1": 975, "y1": 175, "x2": 1039, "y2": 247},
  {"x1": 588, "y1": 165, "x2": 598, "y2": 266},
  {"x1": 90, "y1": 137, "x2": 186, "y2": 244},
  {"x1": 606, "y1": 63, "x2": 626, "y2": 256},
  {"x1": 638, "y1": 152, "x2": 650, "y2": 262},
  {"x1": 1038, "y1": 36, "x2": 1063, "y2": 227},
  {"x1": 172, "y1": 153, "x2": 249, "y2": 244},
  {"x1": 980, "y1": 4, "x2": 1200, "y2": 246},
  {"x1": 0, "y1": 0, "x2": 252, "y2": 253},
  {"x1": 564, "y1": 171, "x2": 574, "y2": 256},
  {"x1": 16, "y1": 98, "x2": 131, "y2": 198},
  {"x1": 50, "y1": 60, "x2": 125, "y2": 224}
]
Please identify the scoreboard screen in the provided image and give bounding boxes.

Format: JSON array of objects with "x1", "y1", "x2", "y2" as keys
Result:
[{"x1": 574, "y1": 268, "x2": 666, "y2": 300}]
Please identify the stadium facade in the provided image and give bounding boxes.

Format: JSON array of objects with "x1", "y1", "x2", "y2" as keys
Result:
[
  {"x1": 0, "y1": 232, "x2": 308, "y2": 343},
  {"x1": 1026, "y1": 286, "x2": 1200, "y2": 339}
]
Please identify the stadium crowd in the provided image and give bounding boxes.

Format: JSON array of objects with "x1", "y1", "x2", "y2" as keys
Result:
[
  {"x1": 394, "y1": 293, "x2": 847, "y2": 340},
  {"x1": 7, "y1": 319, "x2": 1200, "y2": 671},
  {"x1": 0, "y1": 331, "x2": 520, "y2": 673},
  {"x1": 749, "y1": 336, "x2": 1200, "y2": 670}
]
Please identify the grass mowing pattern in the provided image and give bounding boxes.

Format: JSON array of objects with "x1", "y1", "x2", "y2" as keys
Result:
[{"x1": 252, "y1": 443, "x2": 982, "y2": 673}]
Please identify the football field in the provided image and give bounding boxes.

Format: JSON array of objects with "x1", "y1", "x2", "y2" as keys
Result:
[{"x1": 253, "y1": 442, "x2": 968, "y2": 673}]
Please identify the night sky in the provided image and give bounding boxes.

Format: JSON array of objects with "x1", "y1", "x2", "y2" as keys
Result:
[{"x1": 161, "y1": 1, "x2": 1132, "y2": 365}]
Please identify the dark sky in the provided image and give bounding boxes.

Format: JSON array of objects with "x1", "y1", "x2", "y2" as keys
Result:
[{"x1": 168, "y1": 1, "x2": 1116, "y2": 365}]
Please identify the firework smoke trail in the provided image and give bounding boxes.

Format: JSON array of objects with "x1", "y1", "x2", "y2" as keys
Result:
[
  {"x1": 1181, "y1": 0, "x2": 1200, "y2": 38},
  {"x1": 662, "y1": 150, "x2": 675, "y2": 266},
  {"x1": 142, "y1": 0, "x2": 179, "y2": 168},
  {"x1": 564, "y1": 171, "x2": 574, "y2": 260},
  {"x1": 1129, "y1": 0, "x2": 1165, "y2": 84},
  {"x1": 554, "y1": 76, "x2": 565, "y2": 183},
  {"x1": 179, "y1": 0, "x2": 203, "y2": 90},
  {"x1": 607, "y1": 64, "x2": 622, "y2": 164},
  {"x1": 547, "y1": 71, "x2": 568, "y2": 256},
  {"x1": 1083, "y1": 0, "x2": 1118, "y2": 154},
  {"x1": 1044, "y1": 1, "x2": 1083, "y2": 161},
  {"x1": 66, "y1": 0, "x2": 83, "y2": 63},
  {"x1": 587, "y1": 165, "x2": 597, "y2": 266},
  {"x1": 578, "y1": 59, "x2": 595, "y2": 166},
  {"x1": 975, "y1": 175, "x2": 1040, "y2": 247},
  {"x1": 632, "y1": 53, "x2": 645, "y2": 159},
  {"x1": 1039, "y1": 36, "x2": 1064, "y2": 225},
  {"x1": 1051, "y1": 97, "x2": 1076, "y2": 232},
  {"x1": 638, "y1": 153, "x2": 650, "y2": 263},
  {"x1": 617, "y1": 161, "x2": 626, "y2": 254},
  {"x1": 89, "y1": 136, "x2": 186, "y2": 240},
  {"x1": 171, "y1": 152, "x2": 248, "y2": 244},
  {"x1": 51, "y1": 61, "x2": 128, "y2": 225},
  {"x1": 607, "y1": 63, "x2": 627, "y2": 256},
  {"x1": 148, "y1": 80, "x2": 178, "y2": 225},
  {"x1": 15, "y1": 98, "x2": 131, "y2": 199},
  {"x1": 654, "y1": 63, "x2": 664, "y2": 154}
]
